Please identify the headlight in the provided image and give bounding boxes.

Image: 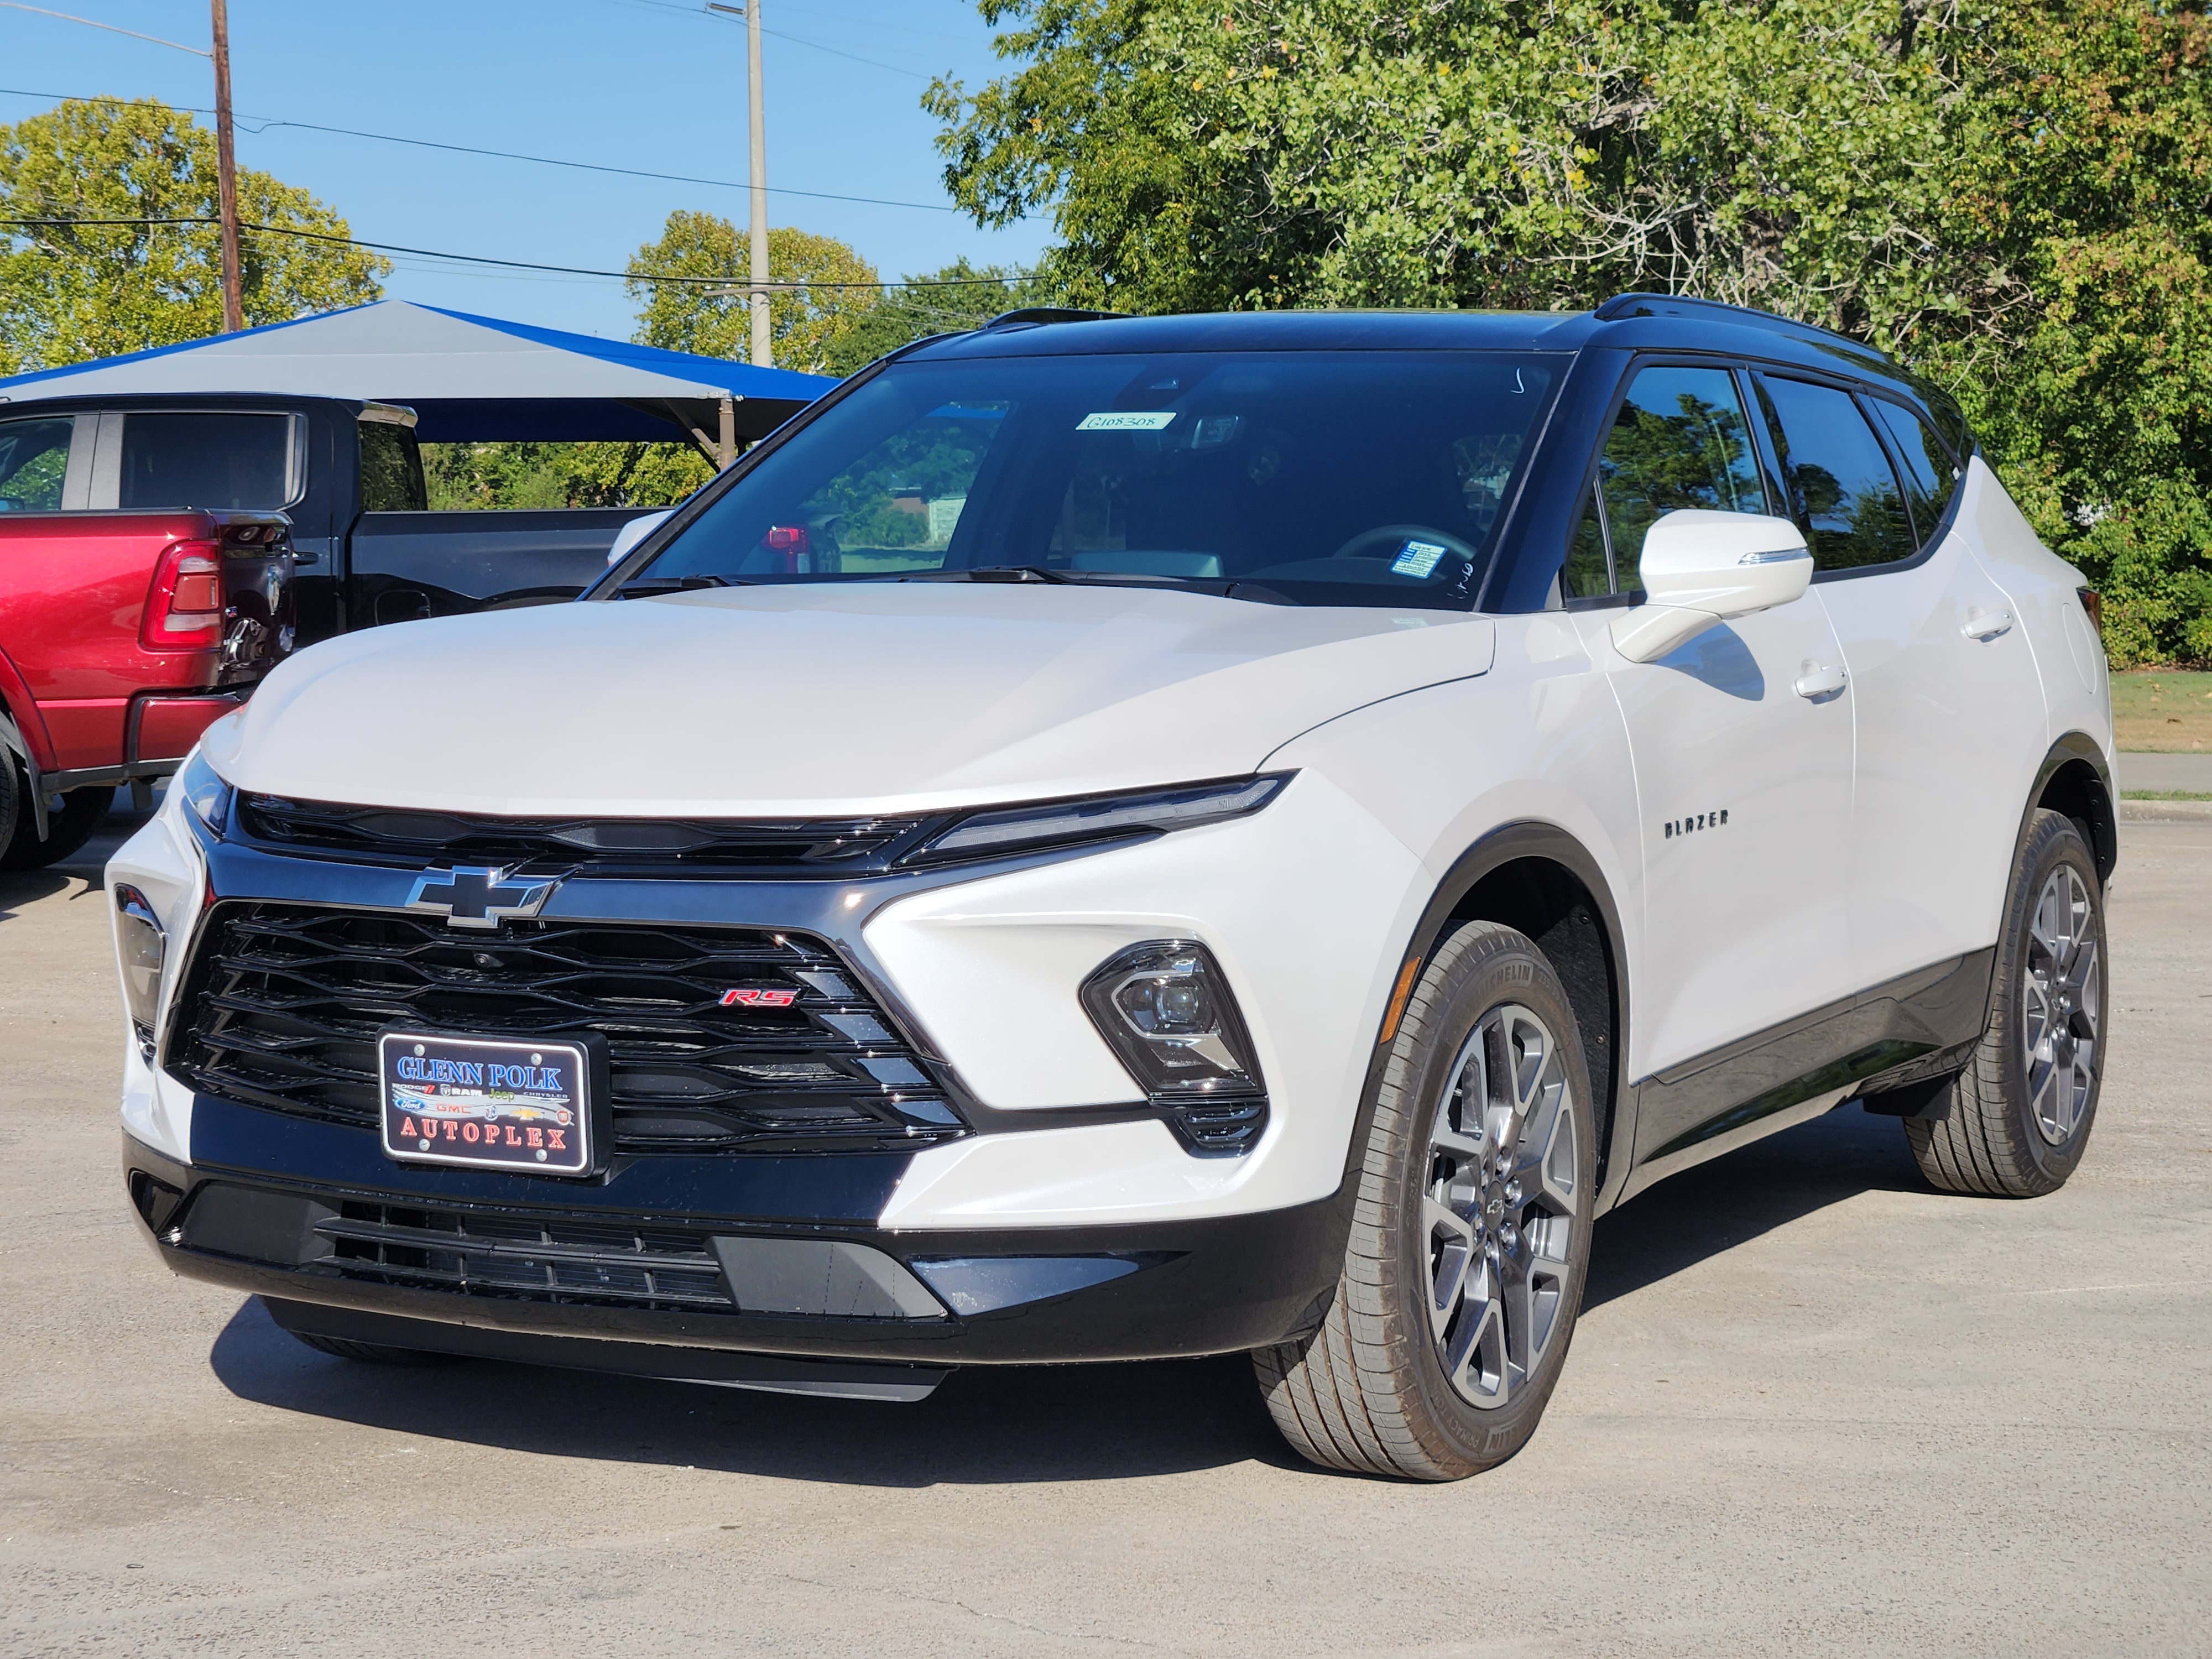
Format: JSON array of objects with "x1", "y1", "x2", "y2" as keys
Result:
[
  {"x1": 176, "y1": 748, "x2": 233, "y2": 837},
  {"x1": 901, "y1": 774, "x2": 1290, "y2": 866},
  {"x1": 113, "y1": 884, "x2": 165, "y2": 1059},
  {"x1": 1081, "y1": 940, "x2": 1269, "y2": 1155}
]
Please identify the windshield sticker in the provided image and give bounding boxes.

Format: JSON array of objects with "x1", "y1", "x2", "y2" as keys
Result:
[
  {"x1": 927, "y1": 403, "x2": 1010, "y2": 420},
  {"x1": 1078, "y1": 411, "x2": 1178, "y2": 432},
  {"x1": 1390, "y1": 540, "x2": 1449, "y2": 578}
]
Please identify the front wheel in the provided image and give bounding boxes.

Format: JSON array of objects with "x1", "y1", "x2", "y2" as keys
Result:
[
  {"x1": 1254, "y1": 921, "x2": 1598, "y2": 1480},
  {"x1": 1907, "y1": 808, "x2": 2107, "y2": 1197},
  {"x1": 0, "y1": 782, "x2": 111, "y2": 871}
]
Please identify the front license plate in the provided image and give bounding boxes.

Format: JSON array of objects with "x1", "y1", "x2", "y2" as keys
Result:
[{"x1": 379, "y1": 1031, "x2": 592, "y2": 1176}]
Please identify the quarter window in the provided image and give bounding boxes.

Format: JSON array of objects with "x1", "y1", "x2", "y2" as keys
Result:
[
  {"x1": 1755, "y1": 378, "x2": 1917, "y2": 570},
  {"x1": 0, "y1": 417, "x2": 73, "y2": 512},
  {"x1": 1869, "y1": 399, "x2": 1960, "y2": 546},
  {"x1": 1593, "y1": 366, "x2": 1767, "y2": 581}
]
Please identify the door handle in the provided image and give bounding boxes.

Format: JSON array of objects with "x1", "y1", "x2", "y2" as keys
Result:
[
  {"x1": 1793, "y1": 661, "x2": 1848, "y2": 700},
  {"x1": 1961, "y1": 607, "x2": 2014, "y2": 641}
]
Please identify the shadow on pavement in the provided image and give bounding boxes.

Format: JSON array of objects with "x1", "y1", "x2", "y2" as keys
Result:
[
  {"x1": 1584, "y1": 1101, "x2": 1928, "y2": 1312},
  {"x1": 206, "y1": 1104, "x2": 1932, "y2": 1483},
  {"x1": 209, "y1": 1296, "x2": 1293, "y2": 1485}
]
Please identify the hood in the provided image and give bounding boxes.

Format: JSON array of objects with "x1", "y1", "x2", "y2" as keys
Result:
[{"x1": 210, "y1": 583, "x2": 1495, "y2": 817}]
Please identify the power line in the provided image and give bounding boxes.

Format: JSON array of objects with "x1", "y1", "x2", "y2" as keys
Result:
[
  {"x1": 0, "y1": 86, "x2": 961, "y2": 212},
  {"x1": 0, "y1": 2, "x2": 204, "y2": 55},
  {"x1": 0, "y1": 215, "x2": 1030, "y2": 289}
]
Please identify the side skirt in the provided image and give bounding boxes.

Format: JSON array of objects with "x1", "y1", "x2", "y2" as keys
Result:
[{"x1": 1616, "y1": 948, "x2": 1994, "y2": 1203}]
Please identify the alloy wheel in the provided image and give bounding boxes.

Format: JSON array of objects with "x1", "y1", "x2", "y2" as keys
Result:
[
  {"x1": 1422, "y1": 1003, "x2": 1580, "y2": 1408},
  {"x1": 2024, "y1": 864, "x2": 2100, "y2": 1147}
]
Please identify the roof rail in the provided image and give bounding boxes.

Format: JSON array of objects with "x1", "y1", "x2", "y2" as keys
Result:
[
  {"x1": 1591, "y1": 291, "x2": 1865, "y2": 349},
  {"x1": 982, "y1": 307, "x2": 1131, "y2": 330}
]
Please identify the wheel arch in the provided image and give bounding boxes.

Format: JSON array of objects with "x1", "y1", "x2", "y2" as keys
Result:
[
  {"x1": 1348, "y1": 822, "x2": 1634, "y2": 1210},
  {"x1": 2028, "y1": 732, "x2": 2116, "y2": 884}
]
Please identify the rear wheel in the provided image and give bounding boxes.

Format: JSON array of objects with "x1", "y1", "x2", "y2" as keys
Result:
[
  {"x1": 0, "y1": 782, "x2": 110, "y2": 870},
  {"x1": 1254, "y1": 921, "x2": 1597, "y2": 1480},
  {"x1": 1907, "y1": 809, "x2": 2106, "y2": 1197}
]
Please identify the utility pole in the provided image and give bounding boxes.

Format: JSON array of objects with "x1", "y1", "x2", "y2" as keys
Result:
[
  {"x1": 746, "y1": 0, "x2": 770, "y2": 368},
  {"x1": 210, "y1": 0, "x2": 243, "y2": 332},
  {"x1": 706, "y1": 2, "x2": 771, "y2": 368}
]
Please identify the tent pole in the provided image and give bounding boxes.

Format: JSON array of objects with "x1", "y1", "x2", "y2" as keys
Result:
[{"x1": 718, "y1": 397, "x2": 737, "y2": 470}]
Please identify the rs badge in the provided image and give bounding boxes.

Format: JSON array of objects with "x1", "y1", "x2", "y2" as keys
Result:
[{"x1": 721, "y1": 988, "x2": 799, "y2": 1008}]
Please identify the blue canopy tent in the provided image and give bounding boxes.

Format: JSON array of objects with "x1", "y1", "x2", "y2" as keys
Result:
[{"x1": 0, "y1": 300, "x2": 837, "y2": 453}]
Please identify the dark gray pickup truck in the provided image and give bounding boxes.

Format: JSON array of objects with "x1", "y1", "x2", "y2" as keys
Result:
[{"x1": 0, "y1": 392, "x2": 672, "y2": 645}]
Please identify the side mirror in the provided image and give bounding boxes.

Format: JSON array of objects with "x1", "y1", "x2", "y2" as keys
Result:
[
  {"x1": 605, "y1": 509, "x2": 675, "y2": 567},
  {"x1": 1608, "y1": 510, "x2": 1812, "y2": 664}
]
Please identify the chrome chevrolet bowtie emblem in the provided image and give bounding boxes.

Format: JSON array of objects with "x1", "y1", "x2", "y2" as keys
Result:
[{"x1": 404, "y1": 866, "x2": 557, "y2": 930}]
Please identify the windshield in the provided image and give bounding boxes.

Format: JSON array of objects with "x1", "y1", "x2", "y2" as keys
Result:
[{"x1": 625, "y1": 349, "x2": 1560, "y2": 608}]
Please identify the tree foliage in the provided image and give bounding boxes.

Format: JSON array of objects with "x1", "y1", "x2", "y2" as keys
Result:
[
  {"x1": 929, "y1": 0, "x2": 2212, "y2": 661},
  {"x1": 628, "y1": 211, "x2": 882, "y2": 373},
  {"x1": 0, "y1": 98, "x2": 387, "y2": 375}
]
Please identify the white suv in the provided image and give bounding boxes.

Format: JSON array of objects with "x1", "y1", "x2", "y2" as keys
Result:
[{"x1": 109, "y1": 297, "x2": 2115, "y2": 1480}]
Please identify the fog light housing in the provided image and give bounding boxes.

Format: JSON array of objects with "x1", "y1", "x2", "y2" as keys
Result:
[
  {"x1": 113, "y1": 884, "x2": 165, "y2": 1059},
  {"x1": 1080, "y1": 941, "x2": 1269, "y2": 1154}
]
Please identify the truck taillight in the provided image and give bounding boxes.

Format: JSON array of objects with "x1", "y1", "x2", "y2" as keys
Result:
[
  {"x1": 763, "y1": 525, "x2": 810, "y2": 572},
  {"x1": 142, "y1": 539, "x2": 226, "y2": 650}
]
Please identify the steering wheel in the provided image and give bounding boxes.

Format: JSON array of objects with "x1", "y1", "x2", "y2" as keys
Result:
[{"x1": 1327, "y1": 524, "x2": 1480, "y2": 566}]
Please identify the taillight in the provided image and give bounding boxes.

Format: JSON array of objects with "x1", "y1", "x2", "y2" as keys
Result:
[
  {"x1": 763, "y1": 525, "x2": 810, "y2": 572},
  {"x1": 2077, "y1": 587, "x2": 2103, "y2": 636},
  {"x1": 142, "y1": 539, "x2": 225, "y2": 650}
]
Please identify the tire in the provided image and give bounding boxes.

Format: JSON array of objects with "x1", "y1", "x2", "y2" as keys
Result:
[
  {"x1": 286, "y1": 1329, "x2": 455, "y2": 1366},
  {"x1": 1907, "y1": 808, "x2": 2107, "y2": 1197},
  {"x1": 0, "y1": 749, "x2": 16, "y2": 855},
  {"x1": 0, "y1": 782, "x2": 111, "y2": 871},
  {"x1": 1254, "y1": 921, "x2": 1599, "y2": 1480}
]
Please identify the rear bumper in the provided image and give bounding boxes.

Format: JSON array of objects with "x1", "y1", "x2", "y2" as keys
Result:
[
  {"x1": 124, "y1": 1099, "x2": 1349, "y2": 1371},
  {"x1": 38, "y1": 690, "x2": 248, "y2": 792}
]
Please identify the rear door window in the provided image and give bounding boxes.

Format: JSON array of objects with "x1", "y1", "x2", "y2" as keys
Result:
[
  {"x1": 119, "y1": 412, "x2": 299, "y2": 510},
  {"x1": 358, "y1": 419, "x2": 427, "y2": 512},
  {"x1": 1869, "y1": 399, "x2": 1961, "y2": 546},
  {"x1": 0, "y1": 416, "x2": 74, "y2": 511},
  {"x1": 1755, "y1": 378, "x2": 1917, "y2": 570},
  {"x1": 1592, "y1": 364, "x2": 1768, "y2": 584}
]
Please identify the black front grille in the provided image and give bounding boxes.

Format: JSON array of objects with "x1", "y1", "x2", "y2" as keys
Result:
[
  {"x1": 236, "y1": 794, "x2": 933, "y2": 876},
  {"x1": 171, "y1": 903, "x2": 968, "y2": 1154},
  {"x1": 317, "y1": 1197, "x2": 731, "y2": 1310}
]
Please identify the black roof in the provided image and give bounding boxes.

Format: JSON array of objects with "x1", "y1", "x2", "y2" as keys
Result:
[{"x1": 910, "y1": 293, "x2": 1937, "y2": 408}]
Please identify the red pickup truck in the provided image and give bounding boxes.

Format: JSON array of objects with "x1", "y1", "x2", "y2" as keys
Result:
[{"x1": 0, "y1": 474, "x2": 293, "y2": 869}]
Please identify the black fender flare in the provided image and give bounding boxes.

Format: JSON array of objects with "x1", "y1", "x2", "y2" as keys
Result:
[
  {"x1": 1333, "y1": 820, "x2": 1636, "y2": 1215},
  {"x1": 2022, "y1": 732, "x2": 2117, "y2": 883}
]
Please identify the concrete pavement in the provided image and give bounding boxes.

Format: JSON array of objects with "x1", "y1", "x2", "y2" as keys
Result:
[{"x1": 2, "y1": 814, "x2": 2206, "y2": 1657}]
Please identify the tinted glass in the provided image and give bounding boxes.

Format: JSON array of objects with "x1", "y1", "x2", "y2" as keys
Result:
[
  {"x1": 119, "y1": 413, "x2": 293, "y2": 510},
  {"x1": 1594, "y1": 366, "x2": 1766, "y2": 578},
  {"x1": 359, "y1": 420, "x2": 427, "y2": 512},
  {"x1": 1869, "y1": 399, "x2": 1959, "y2": 545},
  {"x1": 633, "y1": 351, "x2": 1559, "y2": 609},
  {"x1": 1562, "y1": 483, "x2": 1611, "y2": 598},
  {"x1": 1757, "y1": 378, "x2": 1917, "y2": 570},
  {"x1": 0, "y1": 417, "x2": 72, "y2": 511}
]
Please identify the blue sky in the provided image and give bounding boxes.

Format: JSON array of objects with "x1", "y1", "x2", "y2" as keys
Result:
[{"x1": 1, "y1": 0, "x2": 1048, "y2": 339}]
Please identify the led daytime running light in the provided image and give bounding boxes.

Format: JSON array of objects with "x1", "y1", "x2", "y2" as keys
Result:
[{"x1": 909, "y1": 773, "x2": 1290, "y2": 864}]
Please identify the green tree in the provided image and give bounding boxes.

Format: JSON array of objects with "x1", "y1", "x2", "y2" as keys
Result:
[
  {"x1": 816, "y1": 257, "x2": 1046, "y2": 374},
  {"x1": 629, "y1": 210, "x2": 880, "y2": 373},
  {"x1": 930, "y1": 0, "x2": 2212, "y2": 662},
  {"x1": 0, "y1": 97, "x2": 387, "y2": 375}
]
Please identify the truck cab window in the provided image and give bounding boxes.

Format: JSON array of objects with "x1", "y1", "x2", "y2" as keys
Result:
[
  {"x1": 1594, "y1": 366, "x2": 1767, "y2": 578},
  {"x1": 0, "y1": 418, "x2": 73, "y2": 512},
  {"x1": 120, "y1": 413, "x2": 296, "y2": 510},
  {"x1": 1754, "y1": 378, "x2": 1917, "y2": 570},
  {"x1": 358, "y1": 420, "x2": 428, "y2": 513}
]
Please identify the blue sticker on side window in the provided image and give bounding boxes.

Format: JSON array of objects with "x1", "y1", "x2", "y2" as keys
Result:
[{"x1": 1390, "y1": 540, "x2": 1448, "y2": 578}]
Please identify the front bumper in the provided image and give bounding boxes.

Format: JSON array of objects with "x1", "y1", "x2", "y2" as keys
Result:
[{"x1": 124, "y1": 1100, "x2": 1348, "y2": 1371}]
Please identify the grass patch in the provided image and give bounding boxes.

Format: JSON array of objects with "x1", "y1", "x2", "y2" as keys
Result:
[
  {"x1": 2112, "y1": 669, "x2": 2212, "y2": 752},
  {"x1": 2122, "y1": 790, "x2": 2212, "y2": 801}
]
